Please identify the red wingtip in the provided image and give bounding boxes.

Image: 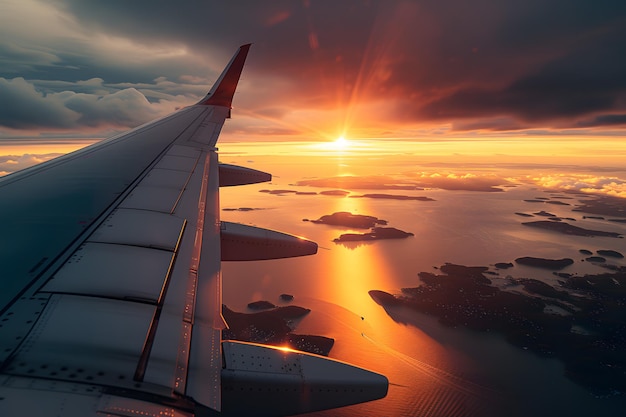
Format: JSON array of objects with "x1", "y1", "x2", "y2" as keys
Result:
[{"x1": 198, "y1": 44, "x2": 251, "y2": 107}]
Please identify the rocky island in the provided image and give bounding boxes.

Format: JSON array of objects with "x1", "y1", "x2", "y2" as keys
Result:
[
  {"x1": 370, "y1": 263, "x2": 626, "y2": 394},
  {"x1": 304, "y1": 211, "x2": 387, "y2": 228},
  {"x1": 247, "y1": 300, "x2": 276, "y2": 310},
  {"x1": 522, "y1": 220, "x2": 622, "y2": 238},
  {"x1": 305, "y1": 211, "x2": 414, "y2": 243},
  {"x1": 597, "y1": 249, "x2": 624, "y2": 258},
  {"x1": 334, "y1": 227, "x2": 414, "y2": 242},
  {"x1": 349, "y1": 193, "x2": 435, "y2": 201},
  {"x1": 515, "y1": 256, "x2": 574, "y2": 270},
  {"x1": 222, "y1": 304, "x2": 334, "y2": 356},
  {"x1": 573, "y1": 194, "x2": 626, "y2": 217}
]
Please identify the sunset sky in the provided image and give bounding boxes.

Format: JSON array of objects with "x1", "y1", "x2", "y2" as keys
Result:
[{"x1": 1, "y1": 0, "x2": 626, "y2": 144}]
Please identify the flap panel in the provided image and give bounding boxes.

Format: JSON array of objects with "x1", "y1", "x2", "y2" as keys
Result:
[
  {"x1": 89, "y1": 208, "x2": 185, "y2": 251},
  {"x1": 7, "y1": 295, "x2": 154, "y2": 388},
  {"x1": 119, "y1": 186, "x2": 181, "y2": 213},
  {"x1": 41, "y1": 242, "x2": 173, "y2": 302}
]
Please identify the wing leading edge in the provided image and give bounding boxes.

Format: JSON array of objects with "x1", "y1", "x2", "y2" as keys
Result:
[{"x1": 0, "y1": 45, "x2": 387, "y2": 417}]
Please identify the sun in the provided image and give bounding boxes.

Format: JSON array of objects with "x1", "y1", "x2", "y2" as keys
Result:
[{"x1": 332, "y1": 136, "x2": 349, "y2": 150}]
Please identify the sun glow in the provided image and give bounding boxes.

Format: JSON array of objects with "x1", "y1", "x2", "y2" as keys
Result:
[{"x1": 330, "y1": 136, "x2": 349, "y2": 151}]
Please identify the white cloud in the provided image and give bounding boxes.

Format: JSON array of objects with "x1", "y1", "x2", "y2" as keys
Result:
[
  {"x1": 530, "y1": 173, "x2": 626, "y2": 198},
  {"x1": 407, "y1": 171, "x2": 508, "y2": 191},
  {"x1": 0, "y1": 153, "x2": 62, "y2": 176}
]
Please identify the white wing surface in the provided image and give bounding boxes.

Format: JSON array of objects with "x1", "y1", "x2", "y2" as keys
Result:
[{"x1": 0, "y1": 45, "x2": 387, "y2": 417}]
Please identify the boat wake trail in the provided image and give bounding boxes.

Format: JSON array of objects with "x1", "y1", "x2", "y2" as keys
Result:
[
  {"x1": 301, "y1": 298, "x2": 502, "y2": 416},
  {"x1": 361, "y1": 332, "x2": 495, "y2": 400}
]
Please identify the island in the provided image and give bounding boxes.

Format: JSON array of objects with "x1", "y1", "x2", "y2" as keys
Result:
[
  {"x1": 304, "y1": 212, "x2": 387, "y2": 229},
  {"x1": 334, "y1": 227, "x2": 414, "y2": 242},
  {"x1": 259, "y1": 189, "x2": 298, "y2": 195},
  {"x1": 247, "y1": 300, "x2": 276, "y2": 310},
  {"x1": 515, "y1": 212, "x2": 534, "y2": 217},
  {"x1": 222, "y1": 305, "x2": 334, "y2": 356},
  {"x1": 319, "y1": 190, "x2": 349, "y2": 196},
  {"x1": 305, "y1": 212, "x2": 414, "y2": 243},
  {"x1": 349, "y1": 193, "x2": 435, "y2": 201},
  {"x1": 597, "y1": 249, "x2": 624, "y2": 258},
  {"x1": 585, "y1": 256, "x2": 606, "y2": 263},
  {"x1": 572, "y1": 194, "x2": 626, "y2": 217},
  {"x1": 223, "y1": 207, "x2": 264, "y2": 212},
  {"x1": 521, "y1": 220, "x2": 622, "y2": 238},
  {"x1": 370, "y1": 263, "x2": 626, "y2": 394},
  {"x1": 515, "y1": 256, "x2": 574, "y2": 270}
]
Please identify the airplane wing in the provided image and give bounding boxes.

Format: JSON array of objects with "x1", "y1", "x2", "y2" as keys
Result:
[{"x1": 0, "y1": 45, "x2": 387, "y2": 416}]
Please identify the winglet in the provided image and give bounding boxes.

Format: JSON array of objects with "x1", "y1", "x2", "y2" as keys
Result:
[{"x1": 198, "y1": 44, "x2": 251, "y2": 107}]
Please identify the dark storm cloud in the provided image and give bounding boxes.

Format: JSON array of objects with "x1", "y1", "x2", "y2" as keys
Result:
[
  {"x1": 46, "y1": 0, "x2": 381, "y2": 107},
  {"x1": 0, "y1": 77, "x2": 176, "y2": 129},
  {"x1": 413, "y1": 18, "x2": 626, "y2": 128},
  {"x1": 0, "y1": 77, "x2": 77, "y2": 128},
  {"x1": 3, "y1": 0, "x2": 626, "y2": 133},
  {"x1": 50, "y1": 0, "x2": 626, "y2": 130},
  {"x1": 577, "y1": 114, "x2": 626, "y2": 128}
]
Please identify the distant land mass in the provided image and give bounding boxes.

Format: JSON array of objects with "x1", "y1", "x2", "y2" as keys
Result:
[
  {"x1": 523, "y1": 199, "x2": 570, "y2": 206},
  {"x1": 223, "y1": 207, "x2": 265, "y2": 212},
  {"x1": 522, "y1": 220, "x2": 623, "y2": 238},
  {"x1": 350, "y1": 193, "x2": 435, "y2": 201},
  {"x1": 370, "y1": 263, "x2": 626, "y2": 394},
  {"x1": 259, "y1": 189, "x2": 297, "y2": 195},
  {"x1": 573, "y1": 194, "x2": 626, "y2": 217},
  {"x1": 296, "y1": 173, "x2": 507, "y2": 192},
  {"x1": 295, "y1": 175, "x2": 423, "y2": 191},
  {"x1": 258, "y1": 188, "x2": 348, "y2": 197}
]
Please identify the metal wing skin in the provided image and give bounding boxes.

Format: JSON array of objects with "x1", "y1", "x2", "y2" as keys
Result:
[{"x1": 0, "y1": 45, "x2": 387, "y2": 417}]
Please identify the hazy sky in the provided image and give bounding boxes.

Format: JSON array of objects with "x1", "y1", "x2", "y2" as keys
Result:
[{"x1": 1, "y1": 0, "x2": 626, "y2": 140}]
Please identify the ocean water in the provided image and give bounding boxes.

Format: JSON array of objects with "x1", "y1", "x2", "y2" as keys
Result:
[{"x1": 219, "y1": 147, "x2": 626, "y2": 417}]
